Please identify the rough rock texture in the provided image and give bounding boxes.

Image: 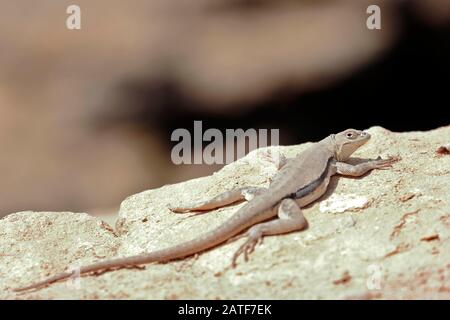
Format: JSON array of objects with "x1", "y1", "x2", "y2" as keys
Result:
[{"x1": 1, "y1": 126, "x2": 449, "y2": 299}]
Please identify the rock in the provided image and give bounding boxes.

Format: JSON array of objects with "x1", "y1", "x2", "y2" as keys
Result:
[
  {"x1": 1, "y1": 126, "x2": 449, "y2": 299},
  {"x1": 319, "y1": 193, "x2": 370, "y2": 213}
]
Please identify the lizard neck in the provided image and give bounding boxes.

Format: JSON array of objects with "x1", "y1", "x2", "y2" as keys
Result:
[
  {"x1": 330, "y1": 133, "x2": 343, "y2": 161},
  {"x1": 320, "y1": 134, "x2": 339, "y2": 160}
]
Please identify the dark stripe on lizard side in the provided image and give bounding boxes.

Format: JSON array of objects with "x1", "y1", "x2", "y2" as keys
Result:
[{"x1": 287, "y1": 158, "x2": 333, "y2": 200}]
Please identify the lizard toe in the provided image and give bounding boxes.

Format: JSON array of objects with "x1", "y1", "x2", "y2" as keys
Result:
[{"x1": 231, "y1": 230, "x2": 263, "y2": 267}]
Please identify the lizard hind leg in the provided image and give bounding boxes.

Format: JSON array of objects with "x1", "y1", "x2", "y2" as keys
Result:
[
  {"x1": 231, "y1": 198, "x2": 307, "y2": 267},
  {"x1": 169, "y1": 187, "x2": 266, "y2": 213}
]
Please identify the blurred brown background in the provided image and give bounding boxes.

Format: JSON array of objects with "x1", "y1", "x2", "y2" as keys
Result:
[{"x1": 0, "y1": 0, "x2": 449, "y2": 218}]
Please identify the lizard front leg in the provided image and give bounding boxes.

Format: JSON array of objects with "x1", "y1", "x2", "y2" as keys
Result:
[
  {"x1": 231, "y1": 198, "x2": 307, "y2": 267},
  {"x1": 335, "y1": 155, "x2": 400, "y2": 177},
  {"x1": 170, "y1": 187, "x2": 266, "y2": 213}
]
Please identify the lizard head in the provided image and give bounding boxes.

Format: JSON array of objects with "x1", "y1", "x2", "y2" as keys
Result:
[{"x1": 333, "y1": 129, "x2": 371, "y2": 161}]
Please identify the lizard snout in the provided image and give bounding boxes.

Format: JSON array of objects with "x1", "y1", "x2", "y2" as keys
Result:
[{"x1": 361, "y1": 131, "x2": 371, "y2": 139}]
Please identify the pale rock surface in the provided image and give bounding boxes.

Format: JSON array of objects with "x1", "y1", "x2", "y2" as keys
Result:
[{"x1": 1, "y1": 126, "x2": 449, "y2": 299}]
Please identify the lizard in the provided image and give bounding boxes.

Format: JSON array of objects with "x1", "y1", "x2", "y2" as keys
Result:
[{"x1": 13, "y1": 129, "x2": 399, "y2": 292}]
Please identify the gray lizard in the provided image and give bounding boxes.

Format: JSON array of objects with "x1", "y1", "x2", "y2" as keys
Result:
[{"x1": 13, "y1": 129, "x2": 399, "y2": 292}]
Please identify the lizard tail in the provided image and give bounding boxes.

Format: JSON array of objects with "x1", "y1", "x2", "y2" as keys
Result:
[
  {"x1": 12, "y1": 224, "x2": 240, "y2": 293},
  {"x1": 13, "y1": 271, "x2": 75, "y2": 292},
  {"x1": 13, "y1": 199, "x2": 276, "y2": 293}
]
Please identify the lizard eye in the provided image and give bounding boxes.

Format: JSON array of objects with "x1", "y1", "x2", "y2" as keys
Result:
[{"x1": 346, "y1": 132, "x2": 354, "y2": 139}]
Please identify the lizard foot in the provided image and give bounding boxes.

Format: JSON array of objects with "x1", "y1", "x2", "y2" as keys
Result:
[
  {"x1": 231, "y1": 229, "x2": 263, "y2": 268},
  {"x1": 373, "y1": 155, "x2": 401, "y2": 169}
]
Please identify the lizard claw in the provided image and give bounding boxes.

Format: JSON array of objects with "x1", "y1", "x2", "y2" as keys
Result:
[
  {"x1": 373, "y1": 155, "x2": 400, "y2": 169},
  {"x1": 231, "y1": 230, "x2": 263, "y2": 268}
]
